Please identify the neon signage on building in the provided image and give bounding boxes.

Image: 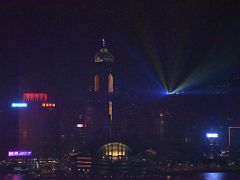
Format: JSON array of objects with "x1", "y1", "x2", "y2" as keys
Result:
[
  {"x1": 8, "y1": 150, "x2": 32, "y2": 157},
  {"x1": 206, "y1": 133, "x2": 218, "y2": 138},
  {"x1": 23, "y1": 93, "x2": 48, "y2": 102},
  {"x1": 11, "y1": 103, "x2": 28, "y2": 108}
]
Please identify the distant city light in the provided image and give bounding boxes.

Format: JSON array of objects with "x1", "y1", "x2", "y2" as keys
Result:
[
  {"x1": 206, "y1": 133, "x2": 218, "y2": 138},
  {"x1": 11, "y1": 103, "x2": 27, "y2": 108},
  {"x1": 77, "y1": 124, "x2": 86, "y2": 128},
  {"x1": 8, "y1": 150, "x2": 32, "y2": 157}
]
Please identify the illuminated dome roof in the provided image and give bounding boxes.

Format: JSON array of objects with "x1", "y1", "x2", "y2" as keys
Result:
[
  {"x1": 95, "y1": 39, "x2": 114, "y2": 63},
  {"x1": 99, "y1": 142, "x2": 130, "y2": 161}
]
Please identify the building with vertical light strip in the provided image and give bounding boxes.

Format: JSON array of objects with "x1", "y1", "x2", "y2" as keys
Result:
[{"x1": 84, "y1": 39, "x2": 118, "y2": 148}]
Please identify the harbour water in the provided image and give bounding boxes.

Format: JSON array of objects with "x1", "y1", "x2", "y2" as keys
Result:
[{"x1": 1, "y1": 172, "x2": 240, "y2": 179}]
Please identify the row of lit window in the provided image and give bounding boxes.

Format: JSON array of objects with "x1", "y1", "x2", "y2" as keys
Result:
[
  {"x1": 42, "y1": 103, "x2": 56, "y2": 107},
  {"x1": 104, "y1": 145, "x2": 126, "y2": 157},
  {"x1": 106, "y1": 151, "x2": 126, "y2": 156}
]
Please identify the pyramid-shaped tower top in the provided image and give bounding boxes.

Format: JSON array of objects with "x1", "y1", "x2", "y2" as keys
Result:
[{"x1": 95, "y1": 39, "x2": 114, "y2": 63}]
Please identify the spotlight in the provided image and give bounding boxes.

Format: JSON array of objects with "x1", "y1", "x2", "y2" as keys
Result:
[{"x1": 166, "y1": 91, "x2": 177, "y2": 95}]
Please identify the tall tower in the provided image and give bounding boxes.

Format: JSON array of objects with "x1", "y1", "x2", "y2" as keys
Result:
[{"x1": 93, "y1": 39, "x2": 115, "y2": 140}]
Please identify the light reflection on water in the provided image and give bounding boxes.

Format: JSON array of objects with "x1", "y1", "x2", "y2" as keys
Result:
[
  {"x1": 2, "y1": 174, "x2": 24, "y2": 180},
  {"x1": 202, "y1": 173, "x2": 225, "y2": 180}
]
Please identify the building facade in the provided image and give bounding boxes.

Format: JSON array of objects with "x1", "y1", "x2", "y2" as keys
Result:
[{"x1": 18, "y1": 93, "x2": 58, "y2": 158}]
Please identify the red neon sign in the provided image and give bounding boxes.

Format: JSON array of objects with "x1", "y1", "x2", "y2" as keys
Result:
[{"x1": 23, "y1": 93, "x2": 48, "y2": 102}]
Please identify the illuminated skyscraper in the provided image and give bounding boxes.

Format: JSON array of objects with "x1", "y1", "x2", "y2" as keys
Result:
[
  {"x1": 85, "y1": 39, "x2": 117, "y2": 145},
  {"x1": 94, "y1": 39, "x2": 114, "y2": 137}
]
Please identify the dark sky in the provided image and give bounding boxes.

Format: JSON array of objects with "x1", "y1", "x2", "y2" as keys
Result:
[{"x1": 1, "y1": 0, "x2": 240, "y2": 102}]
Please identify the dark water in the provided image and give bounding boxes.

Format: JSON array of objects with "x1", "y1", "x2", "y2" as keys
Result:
[{"x1": 1, "y1": 172, "x2": 240, "y2": 179}]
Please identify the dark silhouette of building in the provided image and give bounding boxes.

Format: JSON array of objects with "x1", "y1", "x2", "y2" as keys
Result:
[{"x1": 18, "y1": 93, "x2": 58, "y2": 158}]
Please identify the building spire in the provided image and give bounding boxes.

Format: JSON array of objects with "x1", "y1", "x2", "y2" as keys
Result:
[{"x1": 102, "y1": 38, "x2": 106, "y2": 47}]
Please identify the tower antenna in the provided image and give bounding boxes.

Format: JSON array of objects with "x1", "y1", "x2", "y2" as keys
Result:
[{"x1": 102, "y1": 38, "x2": 106, "y2": 47}]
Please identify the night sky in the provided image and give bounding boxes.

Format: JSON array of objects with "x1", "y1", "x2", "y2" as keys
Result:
[{"x1": 1, "y1": 1, "x2": 240, "y2": 102}]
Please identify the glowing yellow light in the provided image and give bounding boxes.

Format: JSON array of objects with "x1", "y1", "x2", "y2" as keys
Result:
[
  {"x1": 112, "y1": 151, "x2": 119, "y2": 156},
  {"x1": 42, "y1": 102, "x2": 56, "y2": 107},
  {"x1": 108, "y1": 73, "x2": 113, "y2": 93},
  {"x1": 108, "y1": 101, "x2": 113, "y2": 121},
  {"x1": 103, "y1": 142, "x2": 128, "y2": 160},
  {"x1": 94, "y1": 74, "x2": 100, "y2": 92}
]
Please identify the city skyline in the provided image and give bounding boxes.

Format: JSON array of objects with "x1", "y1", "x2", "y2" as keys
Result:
[{"x1": 1, "y1": 1, "x2": 240, "y2": 178}]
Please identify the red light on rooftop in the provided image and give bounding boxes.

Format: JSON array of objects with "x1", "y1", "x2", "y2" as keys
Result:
[{"x1": 23, "y1": 93, "x2": 48, "y2": 102}]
